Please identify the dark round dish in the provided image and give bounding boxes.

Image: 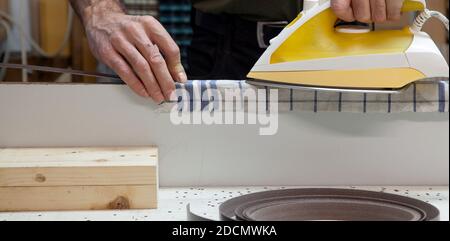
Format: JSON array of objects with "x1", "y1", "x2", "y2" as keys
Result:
[{"x1": 219, "y1": 188, "x2": 440, "y2": 221}]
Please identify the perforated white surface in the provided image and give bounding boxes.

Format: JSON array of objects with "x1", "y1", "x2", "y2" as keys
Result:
[{"x1": 0, "y1": 186, "x2": 448, "y2": 221}]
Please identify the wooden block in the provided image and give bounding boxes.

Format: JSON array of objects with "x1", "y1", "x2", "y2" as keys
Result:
[
  {"x1": 0, "y1": 147, "x2": 158, "y2": 212},
  {"x1": 0, "y1": 186, "x2": 157, "y2": 212}
]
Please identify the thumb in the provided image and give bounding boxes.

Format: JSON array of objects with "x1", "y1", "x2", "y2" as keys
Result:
[
  {"x1": 171, "y1": 60, "x2": 188, "y2": 83},
  {"x1": 156, "y1": 38, "x2": 187, "y2": 83}
]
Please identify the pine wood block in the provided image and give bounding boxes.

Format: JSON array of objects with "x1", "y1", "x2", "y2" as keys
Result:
[{"x1": 0, "y1": 147, "x2": 158, "y2": 212}]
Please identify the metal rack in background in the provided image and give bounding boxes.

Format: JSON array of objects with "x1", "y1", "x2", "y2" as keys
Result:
[
  {"x1": 123, "y1": 0, "x2": 159, "y2": 17},
  {"x1": 123, "y1": 0, "x2": 192, "y2": 70}
]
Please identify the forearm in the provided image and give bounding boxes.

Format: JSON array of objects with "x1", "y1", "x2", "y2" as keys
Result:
[{"x1": 69, "y1": 0, "x2": 126, "y2": 25}]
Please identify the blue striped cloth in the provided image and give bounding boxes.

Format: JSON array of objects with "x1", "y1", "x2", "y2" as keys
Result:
[{"x1": 157, "y1": 79, "x2": 449, "y2": 113}]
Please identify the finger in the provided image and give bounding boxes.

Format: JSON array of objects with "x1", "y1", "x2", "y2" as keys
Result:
[
  {"x1": 331, "y1": 0, "x2": 356, "y2": 22},
  {"x1": 141, "y1": 16, "x2": 187, "y2": 83},
  {"x1": 352, "y1": 0, "x2": 372, "y2": 23},
  {"x1": 105, "y1": 50, "x2": 149, "y2": 99},
  {"x1": 147, "y1": 44, "x2": 176, "y2": 100},
  {"x1": 370, "y1": 0, "x2": 387, "y2": 23},
  {"x1": 111, "y1": 33, "x2": 165, "y2": 103},
  {"x1": 126, "y1": 26, "x2": 176, "y2": 100},
  {"x1": 386, "y1": 0, "x2": 404, "y2": 21}
]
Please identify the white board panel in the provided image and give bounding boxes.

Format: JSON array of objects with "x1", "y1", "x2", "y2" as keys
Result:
[{"x1": 0, "y1": 83, "x2": 448, "y2": 186}]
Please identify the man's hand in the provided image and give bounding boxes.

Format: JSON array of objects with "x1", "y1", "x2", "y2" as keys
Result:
[
  {"x1": 70, "y1": 0, "x2": 187, "y2": 103},
  {"x1": 331, "y1": 0, "x2": 405, "y2": 23}
]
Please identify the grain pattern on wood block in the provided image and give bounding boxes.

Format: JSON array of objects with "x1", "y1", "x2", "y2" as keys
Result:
[
  {"x1": 0, "y1": 147, "x2": 158, "y2": 212},
  {"x1": 0, "y1": 186, "x2": 157, "y2": 212}
]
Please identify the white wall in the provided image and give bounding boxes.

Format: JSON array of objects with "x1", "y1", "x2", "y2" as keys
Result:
[{"x1": 0, "y1": 84, "x2": 448, "y2": 187}]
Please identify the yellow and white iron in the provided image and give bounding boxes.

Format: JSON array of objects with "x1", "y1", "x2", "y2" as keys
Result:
[{"x1": 247, "y1": 0, "x2": 449, "y2": 93}]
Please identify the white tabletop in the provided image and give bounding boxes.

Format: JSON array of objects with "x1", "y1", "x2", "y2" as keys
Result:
[{"x1": 0, "y1": 186, "x2": 448, "y2": 221}]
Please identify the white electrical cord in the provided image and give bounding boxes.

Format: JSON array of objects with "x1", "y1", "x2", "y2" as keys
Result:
[
  {"x1": 412, "y1": 9, "x2": 449, "y2": 32},
  {"x1": 0, "y1": 5, "x2": 74, "y2": 58}
]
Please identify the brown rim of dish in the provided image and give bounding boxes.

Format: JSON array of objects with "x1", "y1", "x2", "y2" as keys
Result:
[{"x1": 219, "y1": 188, "x2": 440, "y2": 221}]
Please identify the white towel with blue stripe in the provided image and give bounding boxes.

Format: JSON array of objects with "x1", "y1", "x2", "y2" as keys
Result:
[{"x1": 157, "y1": 79, "x2": 449, "y2": 113}]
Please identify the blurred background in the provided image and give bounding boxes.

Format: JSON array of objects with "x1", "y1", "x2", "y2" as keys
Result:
[
  {"x1": 0, "y1": 0, "x2": 192, "y2": 83},
  {"x1": 0, "y1": 0, "x2": 448, "y2": 83}
]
